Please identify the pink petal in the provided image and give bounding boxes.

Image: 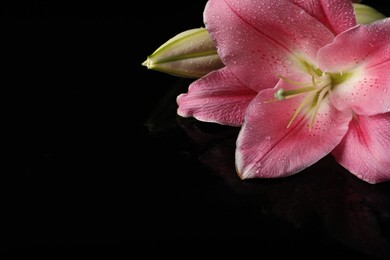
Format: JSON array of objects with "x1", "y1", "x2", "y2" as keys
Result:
[
  {"x1": 332, "y1": 113, "x2": 390, "y2": 184},
  {"x1": 235, "y1": 88, "x2": 351, "y2": 179},
  {"x1": 177, "y1": 67, "x2": 257, "y2": 126},
  {"x1": 203, "y1": 0, "x2": 335, "y2": 91},
  {"x1": 318, "y1": 19, "x2": 390, "y2": 115},
  {"x1": 290, "y1": 0, "x2": 356, "y2": 34}
]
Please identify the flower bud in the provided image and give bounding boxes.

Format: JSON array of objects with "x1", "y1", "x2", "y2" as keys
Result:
[
  {"x1": 142, "y1": 27, "x2": 224, "y2": 78},
  {"x1": 353, "y1": 3, "x2": 386, "y2": 24}
]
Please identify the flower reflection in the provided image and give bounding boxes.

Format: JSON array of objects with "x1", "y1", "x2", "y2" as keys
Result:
[
  {"x1": 145, "y1": 86, "x2": 390, "y2": 257},
  {"x1": 174, "y1": 115, "x2": 390, "y2": 258}
]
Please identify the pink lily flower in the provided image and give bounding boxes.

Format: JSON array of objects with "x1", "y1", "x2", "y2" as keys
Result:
[{"x1": 177, "y1": 0, "x2": 390, "y2": 184}]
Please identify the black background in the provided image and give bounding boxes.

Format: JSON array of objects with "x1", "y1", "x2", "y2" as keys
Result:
[{"x1": 4, "y1": 1, "x2": 390, "y2": 258}]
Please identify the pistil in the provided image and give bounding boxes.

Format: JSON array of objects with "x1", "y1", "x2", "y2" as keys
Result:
[
  {"x1": 274, "y1": 86, "x2": 317, "y2": 100},
  {"x1": 271, "y1": 69, "x2": 333, "y2": 129}
]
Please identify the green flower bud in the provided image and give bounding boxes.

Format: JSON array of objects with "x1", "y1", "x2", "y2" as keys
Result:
[
  {"x1": 142, "y1": 27, "x2": 224, "y2": 78},
  {"x1": 353, "y1": 3, "x2": 386, "y2": 24}
]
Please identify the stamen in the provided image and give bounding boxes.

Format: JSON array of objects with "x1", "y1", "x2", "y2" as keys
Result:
[
  {"x1": 309, "y1": 91, "x2": 321, "y2": 129},
  {"x1": 269, "y1": 68, "x2": 333, "y2": 129},
  {"x1": 287, "y1": 93, "x2": 313, "y2": 128},
  {"x1": 308, "y1": 85, "x2": 331, "y2": 129}
]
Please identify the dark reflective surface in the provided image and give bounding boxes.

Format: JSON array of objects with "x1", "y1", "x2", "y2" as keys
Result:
[
  {"x1": 5, "y1": 0, "x2": 390, "y2": 258},
  {"x1": 140, "y1": 77, "x2": 390, "y2": 258}
]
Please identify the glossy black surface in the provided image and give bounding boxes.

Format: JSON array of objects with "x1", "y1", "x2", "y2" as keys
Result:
[{"x1": 5, "y1": 1, "x2": 390, "y2": 258}]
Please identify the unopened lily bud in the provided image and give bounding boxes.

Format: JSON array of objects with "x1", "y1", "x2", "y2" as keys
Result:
[
  {"x1": 142, "y1": 27, "x2": 224, "y2": 78},
  {"x1": 353, "y1": 3, "x2": 386, "y2": 24}
]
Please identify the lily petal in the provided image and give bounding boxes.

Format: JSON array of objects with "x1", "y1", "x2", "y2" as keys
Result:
[
  {"x1": 236, "y1": 88, "x2": 351, "y2": 179},
  {"x1": 318, "y1": 19, "x2": 390, "y2": 115},
  {"x1": 203, "y1": 0, "x2": 335, "y2": 91},
  {"x1": 332, "y1": 113, "x2": 390, "y2": 184},
  {"x1": 291, "y1": 0, "x2": 356, "y2": 34},
  {"x1": 177, "y1": 67, "x2": 257, "y2": 126}
]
